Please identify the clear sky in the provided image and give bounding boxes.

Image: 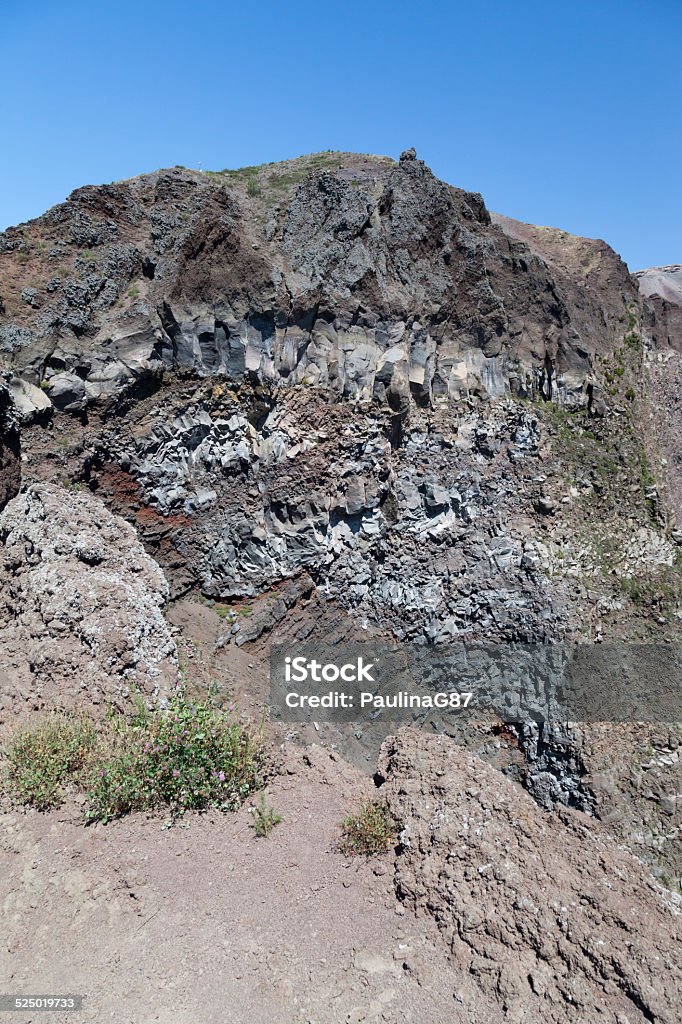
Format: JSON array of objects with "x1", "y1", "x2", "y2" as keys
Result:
[{"x1": 1, "y1": 0, "x2": 679, "y2": 270}]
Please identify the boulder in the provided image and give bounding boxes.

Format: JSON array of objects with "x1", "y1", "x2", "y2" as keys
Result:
[
  {"x1": 380, "y1": 729, "x2": 682, "y2": 1024},
  {"x1": 47, "y1": 371, "x2": 87, "y2": 412},
  {"x1": 8, "y1": 376, "x2": 52, "y2": 423},
  {"x1": 0, "y1": 483, "x2": 178, "y2": 719}
]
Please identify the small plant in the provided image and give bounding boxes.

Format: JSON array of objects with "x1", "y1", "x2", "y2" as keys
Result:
[
  {"x1": 2, "y1": 714, "x2": 97, "y2": 810},
  {"x1": 340, "y1": 799, "x2": 397, "y2": 856},
  {"x1": 251, "y1": 793, "x2": 282, "y2": 837},
  {"x1": 619, "y1": 566, "x2": 682, "y2": 613},
  {"x1": 0, "y1": 694, "x2": 264, "y2": 825},
  {"x1": 87, "y1": 694, "x2": 263, "y2": 823}
]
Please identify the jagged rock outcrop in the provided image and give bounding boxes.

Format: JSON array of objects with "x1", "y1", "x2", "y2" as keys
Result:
[
  {"x1": 381, "y1": 729, "x2": 682, "y2": 1024},
  {"x1": 0, "y1": 153, "x2": 647, "y2": 412},
  {"x1": 0, "y1": 373, "x2": 20, "y2": 511},
  {"x1": 75, "y1": 383, "x2": 574, "y2": 643},
  {"x1": 492, "y1": 213, "x2": 643, "y2": 357},
  {"x1": 501, "y1": 720, "x2": 682, "y2": 889},
  {"x1": 0, "y1": 483, "x2": 177, "y2": 721}
]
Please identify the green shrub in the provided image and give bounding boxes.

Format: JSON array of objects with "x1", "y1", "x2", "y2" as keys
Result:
[
  {"x1": 1, "y1": 695, "x2": 263, "y2": 825},
  {"x1": 251, "y1": 793, "x2": 282, "y2": 837},
  {"x1": 86, "y1": 695, "x2": 263, "y2": 823},
  {"x1": 3, "y1": 714, "x2": 97, "y2": 810},
  {"x1": 340, "y1": 799, "x2": 397, "y2": 856}
]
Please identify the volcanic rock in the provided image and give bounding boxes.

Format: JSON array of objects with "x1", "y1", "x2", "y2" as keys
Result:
[
  {"x1": 0, "y1": 483, "x2": 177, "y2": 720},
  {"x1": 381, "y1": 728, "x2": 682, "y2": 1024}
]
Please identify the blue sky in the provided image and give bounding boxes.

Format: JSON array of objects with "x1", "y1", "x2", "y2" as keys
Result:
[{"x1": 1, "y1": 0, "x2": 679, "y2": 269}]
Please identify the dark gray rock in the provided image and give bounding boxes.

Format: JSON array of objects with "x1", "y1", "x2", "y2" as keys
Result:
[
  {"x1": 0, "y1": 373, "x2": 20, "y2": 511},
  {"x1": 47, "y1": 371, "x2": 87, "y2": 412},
  {"x1": 0, "y1": 154, "x2": 646, "y2": 409},
  {"x1": 0, "y1": 324, "x2": 34, "y2": 353}
]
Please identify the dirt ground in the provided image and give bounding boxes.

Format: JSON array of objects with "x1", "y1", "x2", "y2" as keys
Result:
[
  {"x1": 4, "y1": 598, "x2": 677, "y2": 1024},
  {"x1": 0, "y1": 742, "x2": 503, "y2": 1024}
]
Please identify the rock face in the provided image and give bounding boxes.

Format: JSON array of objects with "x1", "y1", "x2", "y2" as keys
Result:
[
  {"x1": 485, "y1": 209, "x2": 638, "y2": 358},
  {"x1": 1, "y1": 152, "x2": 680, "y2": 885},
  {"x1": 0, "y1": 483, "x2": 177, "y2": 721},
  {"x1": 381, "y1": 729, "x2": 682, "y2": 1024},
  {"x1": 83, "y1": 385, "x2": 572, "y2": 644},
  {"x1": 491, "y1": 213, "x2": 642, "y2": 359},
  {"x1": 633, "y1": 266, "x2": 682, "y2": 520},
  {"x1": 0, "y1": 153, "x2": 648, "y2": 411},
  {"x1": 0, "y1": 373, "x2": 20, "y2": 511},
  {"x1": 635, "y1": 265, "x2": 682, "y2": 350}
]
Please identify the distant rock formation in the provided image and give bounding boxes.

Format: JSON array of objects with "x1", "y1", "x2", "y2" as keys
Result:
[{"x1": 634, "y1": 265, "x2": 682, "y2": 350}]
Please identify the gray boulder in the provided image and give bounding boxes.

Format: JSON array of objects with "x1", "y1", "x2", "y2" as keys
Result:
[
  {"x1": 0, "y1": 483, "x2": 178, "y2": 717},
  {"x1": 8, "y1": 376, "x2": 52, "y2": 423},
  {"x1": 47, "y1": 371, "x2": 87, "y2": 412}
]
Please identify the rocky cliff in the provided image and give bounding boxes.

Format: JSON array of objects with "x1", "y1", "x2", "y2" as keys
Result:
[
  {"x1": 0, "y1": 151, "x2": 680, "y2": 886},
  {"x1": 0, "y1": 150, "x2": 646, "y2": 412},
  {"x1": 1, "y1": 151, "x2": 677, "y2": 640}
]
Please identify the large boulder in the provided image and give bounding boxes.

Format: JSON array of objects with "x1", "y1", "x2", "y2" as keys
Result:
[
  {"x1": 380, "y1": 729, "x2": 681, "y2": 1024},
  {"x1": 0, "y1": 483, "x2": 178, "y2": 721},
  {"x1": 46, "y1": 371, "x2": 87, "y2": 412},
  {"x1": 8, "y1": 375, "x2": 52, "y2": 423}
]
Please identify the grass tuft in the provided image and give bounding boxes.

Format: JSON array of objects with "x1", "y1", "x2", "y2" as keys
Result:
[
  {"x1": 340, "y1": 799, "x2": 397, "y2": 856},
  {"x1": 3, "y1": 714, "x2": 97, "y2": 810},
  {"x1": 251, "y1": 793, "x2": 282, "y2": 837}
]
